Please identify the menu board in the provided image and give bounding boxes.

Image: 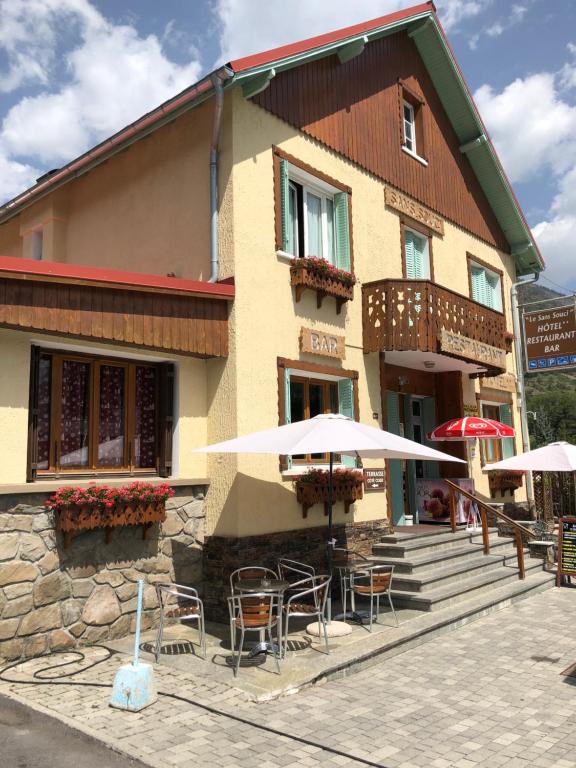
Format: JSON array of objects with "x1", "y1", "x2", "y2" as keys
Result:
[{"x1": 557, "y1": 517, "x2": 576, "y2": 586}]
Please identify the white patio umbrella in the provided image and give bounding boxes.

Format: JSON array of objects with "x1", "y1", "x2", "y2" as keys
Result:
[
  {"x1": 193, "y1": 413, "x2": 465, "y2": 580},
  {"x1": 487, "y1": 441, "x2": 576, "y2": 472}
]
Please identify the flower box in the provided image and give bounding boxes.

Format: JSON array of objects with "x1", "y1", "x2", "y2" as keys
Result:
[
  {"x1": 294, "y1": 469, "x2": 364, "y2": 518},
  {"x1": 487, "y1": 470, "x2": 524, "y2": 497},
  {"x1": 290, "y1": 258, "x2": 355, "y2": 314},
  {"x1": 46, "y1": 482, "x2": 174, "y2": 548}
]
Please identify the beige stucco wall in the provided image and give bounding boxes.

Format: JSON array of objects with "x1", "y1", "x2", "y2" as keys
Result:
[
  {"x1": 0, "y1": 329, "x2": 208, "y2": 485},
  {"x1": 203, "y1": 88, "x2": 525, "y2": 538},
  {"x1": 0, "y1": 98, "x2": 229, "y2": 281}
]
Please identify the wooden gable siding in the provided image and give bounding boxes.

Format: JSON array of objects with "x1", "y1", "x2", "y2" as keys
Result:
[
  {"x1": 253, "y1": 31, "x2": 509, "y2": 252},
  {"x1": 0, "y1": 278, "x2": 229, "y2": 357}
]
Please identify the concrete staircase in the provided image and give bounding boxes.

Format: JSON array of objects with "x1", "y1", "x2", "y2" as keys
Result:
[{"x1": 369, "y1": 527, "x2": 555, "y2": 613}]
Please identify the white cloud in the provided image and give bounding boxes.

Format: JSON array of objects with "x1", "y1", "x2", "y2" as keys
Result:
[
  {"x1": 469, "y1": 3, "x2": 528, "y2": 49},
  {"x1": 474, "y1": 74, "x2": 576, "y2": 183},
  {"x1": 215, "y1": 0, "x2": 489, "y2": 64},
  {"x1": 559, "y1": 42, "x2": 576, "y2": 90},
  {"x1": 0, "y1": 0, "x2": 202, "y2": 199},
  {"x1": 533, "y1": 217, "x2": 576, "y2": 289}
]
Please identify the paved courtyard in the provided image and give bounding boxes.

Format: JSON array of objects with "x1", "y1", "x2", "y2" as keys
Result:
[{"x1": 1, "y1": 587, "x2": 576, "y2": 768}]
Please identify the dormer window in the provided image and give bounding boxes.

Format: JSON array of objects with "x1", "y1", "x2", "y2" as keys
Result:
[{"x1": 399, "y1": 80, "x2": 427, "y2": 166}]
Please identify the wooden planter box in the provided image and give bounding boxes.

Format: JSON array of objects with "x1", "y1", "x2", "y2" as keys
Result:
[
  {"x1": 56, "y1": 502, "x2": 167, "y2": 548},
  {"x1": 290, "y1": 265, "x2": 354, "y2": 314},
  {"x1": 296, "y1": 479, "x2": 364, "y2": 518},
  {"x1": 488, "y1": 472, "x2": 524, "y2": 497}
]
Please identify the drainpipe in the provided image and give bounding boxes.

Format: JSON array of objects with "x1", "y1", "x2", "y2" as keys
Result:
[
  {"x1": 511, "y1": 271, "x2": 539, "y2": 503},
  {"x1": 208, "y1": 71, "x2": 227, "y2": 283}
]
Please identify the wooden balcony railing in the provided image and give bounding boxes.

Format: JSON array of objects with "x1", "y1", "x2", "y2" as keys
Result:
[{"x1": 362, "y1": 279, "x2": 507, "y2": 355}]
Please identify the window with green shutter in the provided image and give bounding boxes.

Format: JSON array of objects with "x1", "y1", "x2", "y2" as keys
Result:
[
  {"x1": 404, "y1": 228, "x2": 430, "y2": 279},
  {"x1": 470, "y1": 262, "x2": 502, "y2": 312},
  {"x1": 278, "y1": 159, "x2": 351, "y2": 270}
]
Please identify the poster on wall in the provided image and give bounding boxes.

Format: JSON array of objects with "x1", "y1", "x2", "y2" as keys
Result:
[{"x1": 416, "y1": 478, "x2": 475, "y2": 524}]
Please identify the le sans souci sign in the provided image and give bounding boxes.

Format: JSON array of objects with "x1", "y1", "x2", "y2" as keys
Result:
[{"x1": 524, "y1": 305, "x2": 576, "y2": 372}]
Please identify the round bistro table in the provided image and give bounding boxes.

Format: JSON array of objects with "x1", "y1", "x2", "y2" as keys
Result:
[{"x1": 235, "y1": 578, "x2": 289, "y2": 656}]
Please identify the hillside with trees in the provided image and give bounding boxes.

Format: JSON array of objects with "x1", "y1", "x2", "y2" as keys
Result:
[{"x1": 518, "y1": 282, "x2": 576, "y2": 448}]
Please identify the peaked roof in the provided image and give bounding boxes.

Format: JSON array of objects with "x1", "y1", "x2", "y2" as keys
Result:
[{"x1": 0, "y1": 1, "x2": 542, "y2": 274}]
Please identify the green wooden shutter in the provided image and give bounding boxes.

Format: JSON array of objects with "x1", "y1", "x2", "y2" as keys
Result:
[
  {"x1": 414, "y1": 233, "x2": 430, "y2": 279},
  {"x1": 471, "y1": 266, "x2": 487, "y2": 305},
  {"x1": 386, "y1": 391, "x2": 405, "y2": 526},
  {"x1": 338, "y1": 378, "x2": 356, "y2": 467},
  {"x1": 486, "y1": 271, "x2": 501, "y2": 311},
  {"x1": 334, "y1": 192, "x2": 351, "y2": 272},
  {"x1": 405, "y1": 231, "x2": 416, "y2": 279},
  {"x1": 422, "y1": 396, "x2": 440, "y2": 479},
  {"x1": 403, "y1": 395, "x2": 417, "y2": 519},
  {"x1": 499, "y1": 403, "x2": 514, "y2": 460},
  {"x1": 280, "y1": 159, "x2": 290, "y2": 252},
  {"x1": 284, "y1": 367, "x2": 292, "y2": 469}
]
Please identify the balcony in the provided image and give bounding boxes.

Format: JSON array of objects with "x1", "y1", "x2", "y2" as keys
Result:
[{"x1": 362, "y1": 279, "x2": 508, "y2": 375}]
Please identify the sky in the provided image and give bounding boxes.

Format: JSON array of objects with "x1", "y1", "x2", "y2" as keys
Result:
[{"x1": 0, "y1": 0, "x2": 575, "y2": 292}]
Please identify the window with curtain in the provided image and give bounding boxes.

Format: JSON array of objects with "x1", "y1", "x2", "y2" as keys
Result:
[
  {"x1": 29, "y1": 349, "x2": 173, "y2": 478},
  {"x1": 279, "y1": 159, "x2": 351, "y2": 272},
  {"x1": 404, "y1": 227, "x2": 431, "y2": 279},
  {"x1": 470, "y1": 262, "x2": 503, "y2": 311}
]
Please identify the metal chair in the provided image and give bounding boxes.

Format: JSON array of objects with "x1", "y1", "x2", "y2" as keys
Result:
[
  {"x1": 155, "y1": 583, "x2": 206, "y2": 661},
  {"x1": 229, "y1": 566, "x2": 278, "y2": 595},
  {"x1": 350, "y1": 565, "x2": 398, "y2": 632},
  {"x1": 282, "y1": 575, "x2": 331, "y2": 657},
  {"x1": 332, "y1": 547, "x2": 369, "y2": 617},
  {"x1": 277, "y1": 558, "x2": 315, "y2": 594},
  {"x1": 227, "y1": 592, "x2": 281, "y2": 677}
]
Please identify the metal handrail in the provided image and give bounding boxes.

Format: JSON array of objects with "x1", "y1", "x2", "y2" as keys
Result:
[{"x1": 446, "y1": 479, "x2": 535, "y2": 580}]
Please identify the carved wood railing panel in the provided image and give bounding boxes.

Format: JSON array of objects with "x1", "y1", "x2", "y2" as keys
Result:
[{"x1": 362, "y1": 279, "x2": 507, "y2": 354}]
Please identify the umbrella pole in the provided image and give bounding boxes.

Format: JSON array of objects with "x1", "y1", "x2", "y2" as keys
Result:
[{"x1": 327, "y1": 451, "x2": 334, "y2": 622}]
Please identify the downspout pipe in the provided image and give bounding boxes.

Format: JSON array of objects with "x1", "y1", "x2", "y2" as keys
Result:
[
  {"x1": 511, "y1": 270, "x2": 539, "y2": 503},
  {"x1": 208, "y1": 71, "x2": 227, "y2": 283}
]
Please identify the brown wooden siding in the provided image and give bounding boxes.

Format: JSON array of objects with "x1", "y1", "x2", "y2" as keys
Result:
[
  {"x1": 254, "y1": 31, "x2": 509, "y2": 252},
  {"x1": 0, "y1": 278, "x2": 230, "y2": 357}
]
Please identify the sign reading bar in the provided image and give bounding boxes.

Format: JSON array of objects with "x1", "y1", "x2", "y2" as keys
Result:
[
  {"x1": 439, "y1": 329, "x2": 506, "y2": 371},
  {"x1": 524, "y1": 305, "x2": 576, "y2": 372},
  {"x1": 557, "y1": 517, "x2": 576, "y2": 586},
  {"x1": 384, "y1": 188, "x2": 444, "y2": 236},
  {"x1": 364, "y1": 468, "x2": 386, "y2": 492},
  {"x1": 300, "y1": 327, "x2": 345, "y2": 359},
  {"x1": 481, "y1": 373, "x2": 517, "y2": 393}
]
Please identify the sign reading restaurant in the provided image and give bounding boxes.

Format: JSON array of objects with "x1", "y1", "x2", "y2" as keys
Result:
[
  {"x1": 439, "y1": 329, "x2": 507, "y2": 371},
  {"x1": 524, "y1": 305, "x2": 576, "y2": 372}
]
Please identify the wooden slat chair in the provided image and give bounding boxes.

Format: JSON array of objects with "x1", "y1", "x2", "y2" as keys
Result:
[
  {"x1": 350, "y1": 565, "x2": 398, "y2": 632},
  {"x1": 155, "y1": 583, "x2": 206, "y2": 661},
  {"x1": 282, "y1": 575, "x2": 331, "y2": 657},
  {"x1": 227, "y1": 592, "x2": 281, "y2": 677},
  {"x1": 332, "y1": 547, "x2": 369, "y2": 616}
]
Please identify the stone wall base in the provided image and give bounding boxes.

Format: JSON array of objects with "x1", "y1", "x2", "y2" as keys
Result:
[
  {"x1": 202, "y1": 518, "x2": 391, "y2": 620},
  {"x1": 0, "y1": 487, "x2": 206, "y2": 662}
]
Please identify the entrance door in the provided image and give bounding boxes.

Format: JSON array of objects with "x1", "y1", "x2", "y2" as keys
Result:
[
  {"x1": 403, "y1": 395, "x2": 439, "y2": 522},
  {"x1": 386, "y1": 391, "x2": 405, "y2": 526}
]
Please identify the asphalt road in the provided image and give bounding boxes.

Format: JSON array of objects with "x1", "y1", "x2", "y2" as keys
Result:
[{"x1": 0, "y1": 693, "x2": 147, "y2": 768}]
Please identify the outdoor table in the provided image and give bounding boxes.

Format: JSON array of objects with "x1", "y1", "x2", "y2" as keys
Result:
[
  {"x1": 334, "y1": 559, "x2": 375, "y2": 624},
  {"x1": 236, "y1": 578, "x2": 289, "y2": 656}
]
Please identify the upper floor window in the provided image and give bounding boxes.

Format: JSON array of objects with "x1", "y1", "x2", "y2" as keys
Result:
[
  {"x1": 479, "y1": 401, "x2": 514, "y2": 464},
  {"x1": 469, "y1": 259, "x2": 503, "y2": 312},
  {"x1": 403, "y1": 101, "x2": 416, "y2": 154},
  {"x1": 403, "y1": 226, "x2": 431, "y2": 280},
  {"x1": 275, "y1": 150, "x2": 352, "y2": 273},
  {"x1": 31, "y1": 229, "x2": 43, "y2": 261}
]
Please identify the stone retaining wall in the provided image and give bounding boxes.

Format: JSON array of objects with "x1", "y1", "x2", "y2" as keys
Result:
[
  {"x1": 202, "y1": 517, "x2": 392, "y2": 620},
  {"x1": 0, "y1": 488, "x2": 206, "y2": 661}
]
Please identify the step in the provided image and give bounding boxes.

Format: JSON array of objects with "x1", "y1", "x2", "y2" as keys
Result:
[
  {"x1": 372, "y1": 529, "x2": 500, "y2": 558},
  {"x1": 388, "y1": 559, "x2": 545, "y2": 612},
  {"x1": 391, "y1": 551, "x2": 527, "y2": 593},
  {"x1": 368, "y1": 535, "x2": 517, "y2": 575},
  {"x1": 378, "y1": 527, "x2": 498, "y2": 545}
]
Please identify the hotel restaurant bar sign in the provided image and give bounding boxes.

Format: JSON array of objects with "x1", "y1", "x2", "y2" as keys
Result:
[{"x1": 524, "y1": 305, "x2": 576, "y2": 372}]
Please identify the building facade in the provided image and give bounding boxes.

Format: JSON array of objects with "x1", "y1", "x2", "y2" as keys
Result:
[{"x1": 0, "y1": 2, "x2": 544, "y2": 647}]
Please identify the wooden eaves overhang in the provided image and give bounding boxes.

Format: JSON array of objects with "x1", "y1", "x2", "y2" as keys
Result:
[
  {"x1": 231, "y1": 2, "x2": 544, "y2": 277},
  {"x1": 0, "y1": 256, "x2": 233, "y2": 358}
]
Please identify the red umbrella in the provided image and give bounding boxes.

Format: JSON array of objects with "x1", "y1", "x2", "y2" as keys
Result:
[{"x1": 427, "y1": 417, "x2": 514, "y2": 441}]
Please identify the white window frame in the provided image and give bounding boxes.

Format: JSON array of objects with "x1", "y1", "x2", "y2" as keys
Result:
[
  {"x1": 287, "y1": 165, "x2": 338, "y2": 265},
  {"x1": 403, "y1": 100, "x2": 416, "y2": 154},
  {"x1": 470, "y1": 261, "x2": 503, "y2": 312},
  {"x1": 404, "y1": 226, "x2": 431, "y2": 280}
]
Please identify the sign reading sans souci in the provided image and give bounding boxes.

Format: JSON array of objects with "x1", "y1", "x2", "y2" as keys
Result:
[{"x1": 524, "y1": 305, "x2": 576, "y2": 372}]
